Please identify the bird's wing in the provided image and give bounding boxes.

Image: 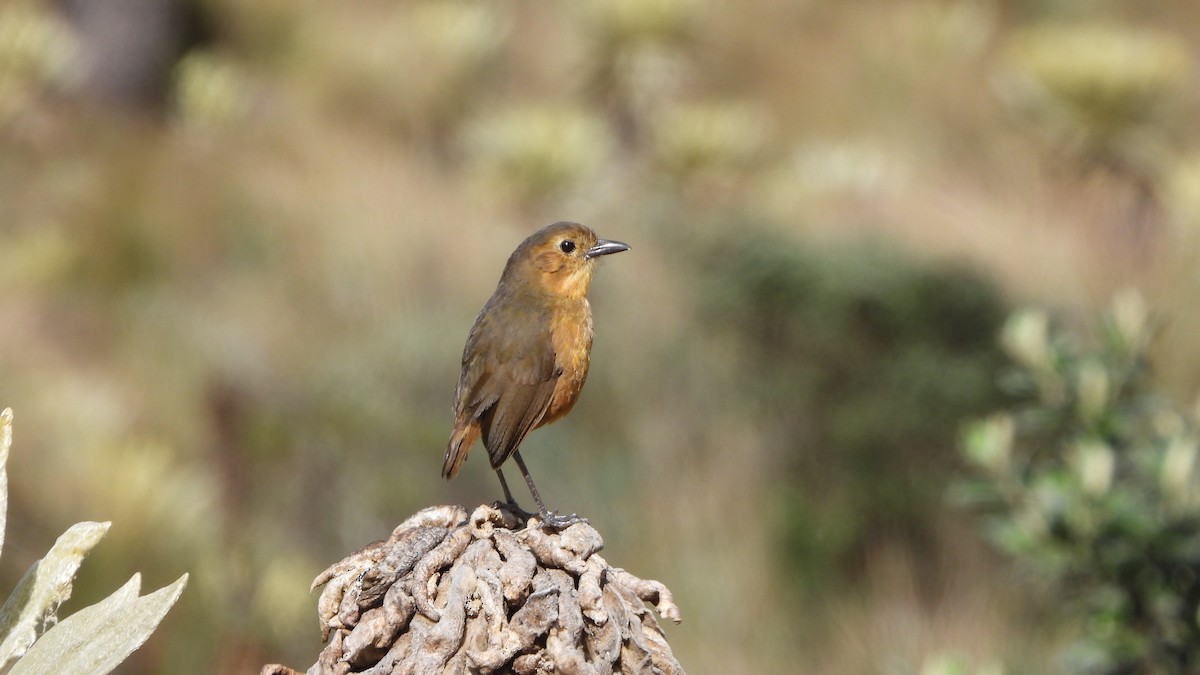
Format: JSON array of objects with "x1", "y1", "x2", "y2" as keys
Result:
[
  {"x1": 479, "y1": 371, "x2": 559, "y2": 469},
  {"x1": 453, "y1": 301, "x2": 560, "y2": 470}
]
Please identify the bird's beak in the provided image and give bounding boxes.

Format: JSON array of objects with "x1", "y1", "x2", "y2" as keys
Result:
[{"x1": 585, "y1": 239, "x2": 630, "y2": 259}]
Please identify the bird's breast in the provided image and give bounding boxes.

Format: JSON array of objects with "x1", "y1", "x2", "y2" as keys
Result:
[{"x1": 542, "y1": 299, "x2": 593, "y2": 425}]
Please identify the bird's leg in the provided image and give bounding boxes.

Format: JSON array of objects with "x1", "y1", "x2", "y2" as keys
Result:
[
  {"x1": 495, "y1": 467, "x2": 517, "y2": 505},
  {"x1": 511, "y1": 450, "x2": 588, "y2": 530},
  {"x1": 494, "y1": 467, "x2": 534, "y2": 520}
]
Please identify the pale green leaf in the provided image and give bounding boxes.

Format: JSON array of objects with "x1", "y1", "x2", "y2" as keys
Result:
[
  {"x1": 0, "y1": 521, "x2": 110, "y2": 668},
  {"x1": 9, "y1": 573, "x2": 188, "y2": 675},
  {"x1": 0, "y1": 408, "x2": 10, "y2": 562}
]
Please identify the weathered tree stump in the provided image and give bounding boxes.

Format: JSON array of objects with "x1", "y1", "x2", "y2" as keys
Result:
[{"x1": 262, "y1": 504, "x2": 683, "y2": 675}]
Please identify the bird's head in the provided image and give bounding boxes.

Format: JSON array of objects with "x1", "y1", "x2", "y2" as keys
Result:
[{"x1": 507, "y1": 222, "x2": 629, "y2": 299}]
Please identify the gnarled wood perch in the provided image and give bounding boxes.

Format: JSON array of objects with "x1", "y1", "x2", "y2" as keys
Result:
[{"x1": 262, "y1": 504, "x2": 683, "y2": 675}]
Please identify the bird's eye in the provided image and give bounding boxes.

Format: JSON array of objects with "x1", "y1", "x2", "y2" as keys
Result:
[{"x1": 559, "y1": 240, "x2": 576, "y2": 254}]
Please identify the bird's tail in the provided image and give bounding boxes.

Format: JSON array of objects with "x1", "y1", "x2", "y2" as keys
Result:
[{"x1": 442, "y1": 423, "x2": 479, "y2": 480}]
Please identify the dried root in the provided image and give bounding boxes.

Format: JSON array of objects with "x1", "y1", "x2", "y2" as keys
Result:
[{"x1": 263, "y1": 504, "x2": 683, "y2": 675}]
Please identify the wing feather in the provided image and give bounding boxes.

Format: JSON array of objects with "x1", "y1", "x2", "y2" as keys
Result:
[
  {"x1": 479, "y1": 373, "x2": 559, "y2": 468},
  {"x1": 448, "y1": 295, "x2": 559, "y2": 471}
]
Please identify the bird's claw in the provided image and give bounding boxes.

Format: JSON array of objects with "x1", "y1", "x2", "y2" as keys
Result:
[
  {"x1": 493, "y1": 499, "x2": 537, "y2": 522},
  {"x1": 537, "y1": 509, "x2": 589, "y2": 531}
]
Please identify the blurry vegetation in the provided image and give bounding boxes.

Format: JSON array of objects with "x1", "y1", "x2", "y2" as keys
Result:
[
  {"x1": 651, "y1": 101, "x2": 770, "y2": 191},
  {"x1": 700, "y1": 229, "x2": 1008, "y2": 590},
  {"x1": 463, "y1": 104, "x2": 612, "y2": 208},
  {"x1": 917, "y1": 653, "x2": 1006, "y2": 675},
  {"x1": 961, "y1": 292, "x2": 1200, "y2": 674},
  {"x1": 579, "y1": 0, "x2": 705, "y2": 145},
  {"x1": 172, "y1": 51, "x2": 250, "y2": 130},
  {"x1": 997, "y1": 24, "x2": 1189, "y2": 168},
  {"x1": 1, "y1": 0, "x2": 1200, "y2": 672},
  {"x1": 996, "y1": 22, "x2": 1192, "y2": 239},
  {"x1": 0, "y1": 1, "x2": 75, "y2": 123},
  {"x1": 291, "y1": 1, "x2": 508, "y2": 144}
]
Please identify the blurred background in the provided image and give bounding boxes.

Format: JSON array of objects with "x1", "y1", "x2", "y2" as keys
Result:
[{"x1": 2, "y1": 0, "x2": 1200, "y2": 672}]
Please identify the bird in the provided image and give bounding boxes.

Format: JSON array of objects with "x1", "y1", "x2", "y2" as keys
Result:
[{"x1": 443, "y1": 221, "x2": 629, "y2": 529}]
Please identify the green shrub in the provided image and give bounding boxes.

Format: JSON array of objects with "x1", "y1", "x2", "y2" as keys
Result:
[
  {"x1": 960, "y1": 291, "x2": 1200, "y2": 673},
  {"x1": 700, "y1": 229, "x2": 1009, "y2": 588}
]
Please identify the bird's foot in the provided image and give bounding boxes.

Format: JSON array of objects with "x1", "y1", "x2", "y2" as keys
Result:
[
  {"x1": 536, "y1": 509, "x2": 589, "y2": 531},
  {"x1": 493, "y1": 499, "x2": 537, "y2": 523}
]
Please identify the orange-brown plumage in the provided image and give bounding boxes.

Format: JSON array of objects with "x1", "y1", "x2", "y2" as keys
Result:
[{"x1": 442, "y1": 222, "x2": 627, "y2": 526}]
